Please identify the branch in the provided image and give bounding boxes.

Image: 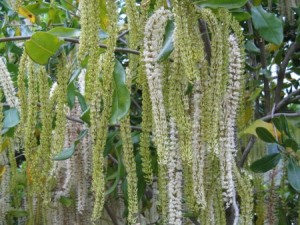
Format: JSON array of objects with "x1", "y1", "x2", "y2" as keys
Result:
[
  {"x1": 198, "y1": 19, "x2": 211, "y2": 63},
  {"x1": 258, "y1": 39, "x2": 271, "y2": 113},
  {"x1": 189, "y1": 217, "x2": 201, "y2": 225},
  {"x1": 260, "y1": 111, "x2": 300, "y2": 121},
  {"x1": 66, "y1": 115, "x2": 142, "y2": 131},
  {"x1": 274, "y1": 42, "x2": 300, "y2": 104},
  {"x1": 238, "y1": 135, "x2": 256, "y2": 169},
  {"x1": 275, "y1": 89, "x2": 300, "y2": 112},
  {"x1": 104, "y1": 203, "x2": 119, "y2": 225},
  {"x1": 0, "y1": 36, "x2": 140, "y2": 55},
  {"x1": 117, "y1": 30, "x2": 129, "y2": 39}
]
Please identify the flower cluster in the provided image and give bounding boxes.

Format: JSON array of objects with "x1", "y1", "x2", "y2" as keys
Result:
[{"x1": 0, "y1": 57, "x2": 19, "y2": 109}]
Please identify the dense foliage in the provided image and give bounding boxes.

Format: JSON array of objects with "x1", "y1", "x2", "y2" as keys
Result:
[{"x1": 0, "y1": 0, "x2": 300, "y2": 225}]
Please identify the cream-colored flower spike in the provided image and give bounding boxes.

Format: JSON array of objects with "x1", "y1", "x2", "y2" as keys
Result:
[
  {"x1": 168, "y1": 118, "x2": 183, "y2": 224},
  {"x1": 143, "y1": 7, "x2": 172, "y2": 165},
  {"x1": 220, "y1": 34, "x2": 243, "y2": 205},
  {"x1": 0, "y1": 57, "x2": 20, "y2": 109}
]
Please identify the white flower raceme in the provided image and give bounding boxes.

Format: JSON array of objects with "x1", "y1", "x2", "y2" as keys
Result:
[
  {"x1": 78, "y1": 69, "x2": 86, "y2": 95},
  {"x1": 167, "y1": 118, "x2": 183, "y2": 225},
  {"x1": 143, "y1": 7, "x2": 172, "y2": 165},
  {"x1": 219, "y1": 34, "x2": 243, "y2": 205},
  {"x1": 49, "y1": 82, "x2": 58, "y2": 98},
  {"x1": 0, "y1": 57, "x2": 19, "y2": 109}
]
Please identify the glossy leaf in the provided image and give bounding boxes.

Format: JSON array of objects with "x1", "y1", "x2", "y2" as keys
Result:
[
  {"x1": 283, "y1": 139, "x2": 299, "y2": 151},
  {"x1": 48, "y1": 27, "x2": 80, "y2": 38},
  {"x1": 195, "y1": 0, "x2": 248, "y2": 9},
  {"x1": 76, "y1": 91, "x2": 88, "y2": 112},
  {"x1": 52, "y1": 144, "x2": 75, "y2": 161},
  {"x1": 281, "y1": 115, "x2": 291, "y2": 138},
  {"x1": 157, "y1": 20, "x2": 174, "y2": 62},
  {"x1": 273, "y1": 115, "x2": 291, "y2": 138},
  {"x1": 288, "y1": 157, "x2": 300, "y2": 192},
  {"x1": 25, "y1": 32, "x2": 64, "y2": 65},
  {"x1": 80, "y1": 107, "x2": 90, "y2": 126},
  {"x1": 245, "y1": 40, "x2": 260, "y2": 54},
  {"x1": 251, "y1": 6, "x2": 283, "y2": 46},
  {"x1": 250, "y1": 153, "x2": 281, "y2": 173},
  {"x1": 53, "y1": 130, "x2": 88, "y2": 161},
  {"x1": 256, "y1": 127, "x2": 278, "y2": 143},
  {"x1": 67, "y1": 82, "x2": 76, "y2": 109},
  {"x1": 74, "y1": 129, "x2": 88, "y2": 145},
  {"x1": 3, "y1": 108, "x2": 20, "y2": 128},
  {"x1": 110, "y1": 60, "x2": 131, "y2": 124},
  {"x1": 272, "y1": 117, "x2": 284, "y2": 132}
]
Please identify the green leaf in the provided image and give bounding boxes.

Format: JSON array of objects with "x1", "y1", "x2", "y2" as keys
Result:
[
  {"x1": 250, "y1": 153, "x2": 281, "y2": 173},
  {"x1": 251, "y1": 6, "x2": 283, "y2": 46},
  {"x1": 256, "y1": 127, "x2": 278, "y2": 143},
  {"x1": 157, "y1": 20, "x2": 174, "y2": 62},
  {"x1": 272, "y1": 117, "x2": 283, "y2": 132},
  {"x1": 195, "y1": 0, "x2": 248, "y2": 9},
  {"x1": 283, "y1": 139, "x2": 299, "y2": 151},
  {"x1": 110, "y1": 60, "x2": 131, "y2": 124},
  {"x1": 288, "y1": 157, "x2": 300, "y2": 192},
  {"x1": 67, "y1": 82, "x2": 76, "y2": 109},
  {"x1": 3, "y1": 108, "x2": 20, "y2": 128},
  {"x1": 48, "y1": 27, "x2": 81, "y2": 38},
  {"x1": 245, "y1": 40, "x2": 260, "y2": 54},
  {"x1": 25, "y1": 32, "x2": 64, "y2": 65},
  {"x1": 231, "y1": 11, "x2": 251, "y2": 21},
  {"x1": 80, "y1": 107, "x2": 90, "y2": 126},
  {"x1": 53, "y1": 129, "x2": 88, "y2": 161},
  {"x1": 74, "y1": 129, "x2": 88, "y2": 145},
  {"x1": 76, "y1": 91, "x2": 88, "y2": 112},
  {"x1": 25, "y1": 2, "x2": 49, "y2": 15},
  {"x1": 281, "y1": 115, "x2": 292, "y2": 138},
  {"x1": 248, "y1": 87, "x2": 262, "y2": 101},
  {"x1": 52, "y1": 144, "x2": 75, "y2": 161},
  {"x1": 6, "y1": 209, "x2": 28, "y2": 217},
  {"x1": 59, "y1": 196, "x2": 74, "y2": 207},
  {"x1": 273, "y1": 115, "x2": 292, "y2": 137},
  {"x1": 68, "y1": 69, "x2": 81, "y2": 85}
]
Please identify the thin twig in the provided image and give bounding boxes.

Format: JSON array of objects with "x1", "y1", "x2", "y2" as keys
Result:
[
  {"x1": 131, "y1": 97, "x2": 142, "y2": 112},
  {"x1": 104, "y1": 203, "x2": 119, "y2": 225},
  {"x1": 0, "y1": 36, "x2": 140, "y2": 55},
  {"x1": 260, "y1": 111, "x2": 300, "y2": 121},
  {"x1": 198, "y1": 19, "x2": 211, "y2": 64},
  {"x1": 275, "y1": 42, "x2": 300, "y2": 104},
  {"x1": 238, "y1": 135, "x2": 256, "y2": 168},
  {"x1": 275, "y1": 89, "x2": 300, "y2": 111},
  {"x1": 117, "y1": 30, "x2": 129, "y2": 39},
  {"x1": 108, "y1": 154, "x2": 118, "y2": 164},
  {"x1": 66, "y1": 115, "x2": 142, "y2": 131},
  {"x1": 189, "y1": 217, "x2": 201, "y2": 225},
  {"x1": 66, "y1": 115, "x2": 84, "y2": 124},
  {"x1": 258, "y1": 39, "x2": 271, "y2": 113}
]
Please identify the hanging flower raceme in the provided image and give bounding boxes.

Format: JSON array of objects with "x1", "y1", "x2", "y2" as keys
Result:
[
  {"x1": 143, "y1": 7, "x2": 172, "y2": 166},
  {"x1": 0, "y1": 57, "x2": 19, "y2": 110}
]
